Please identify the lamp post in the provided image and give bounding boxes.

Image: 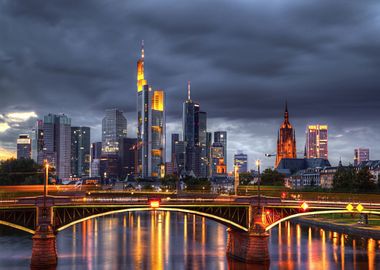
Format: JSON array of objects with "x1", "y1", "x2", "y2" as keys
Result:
[
  {"x1": 43, "y1": 160, "x2": 49, "y2": 209},
  {"x1": 256, "y1": 160, "x2": 261, "y2": 214}
]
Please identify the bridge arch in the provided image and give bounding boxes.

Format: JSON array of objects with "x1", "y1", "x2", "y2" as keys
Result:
[
  {"x1": 0, "y1": 220, "x2": 35, "y2": 234},
  {"x1": 56, "y1": 207, "x2": 249, "y2": 232},
  {"x1": 265, "y1": 209, "x2": 380, "y2": 231}
]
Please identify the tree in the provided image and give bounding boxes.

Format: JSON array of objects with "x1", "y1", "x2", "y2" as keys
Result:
[
  {"x1": 353, "y1": 167, "x2": 376, "y2": 192},
  {"x1": 0, "y1": 158, "x2": 43, "y2": 185},
  {"x1": 239, "y1": 172, "x2": 253, "y2": 185},
  {"x1": 160, "y1": 174, "x2": 178, "y2": 190},
  {"x1": 260, "y1": 169, "x2": 285, "y2": 186},
  {"x1": 333, "y1": 166, "x2": 355, "y2": 191},
  {"x1": 183, "y1": 177, "x2": 211, "y2": 191}
]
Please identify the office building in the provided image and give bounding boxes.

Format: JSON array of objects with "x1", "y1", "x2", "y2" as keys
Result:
[
  {"x1": 171, "y1": 133, "x2": 180, "y2": 174},
  {"x1": 306, "y1": 125, "x2": 328, "y2": 160},
  {"x1": 214, "y1": 131, "x2": 227, "y2": 170},
  {"x1": 354, "y1": 148, "x2": 370, "y2": 166},
  {"x1": 35, "y1": 120, "x2": 44, "y2": 165},
  {"x1": 136, "y1": 41, "x2": 166, "y2": 178},
  {"x1": 41, "y1": 114, "x2": 71, "y2": 179},
  {"x1": 17, "y1": 134, "x2": 32, "y2": 159},
  {"x1": 182, "y1": 81, "x2": 208, "y2": 178},
  {"x1": 119, "y1": 137, "x2": 138, "y2": 179},
  {"x1": 102, "y1": 108, "x2": 127, "y2": 154},
  {"x1": 71, "y1": 127, "x2": 91, "y2": 177},
  {"x1": 276, "y1": 103, "x2": 297, "y2": 168},
  {"x1": 234, "y1": 152, "x2": 248, "y2": 173}
]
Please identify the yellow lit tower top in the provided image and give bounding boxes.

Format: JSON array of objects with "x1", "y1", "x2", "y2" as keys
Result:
[{"x1": 137, "y1": 40, "x2": 147, "y2": 92}]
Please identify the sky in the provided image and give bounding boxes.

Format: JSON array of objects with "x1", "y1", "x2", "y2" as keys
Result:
[{"x1": 1, "y1": 0, "x2": 380, "y2": 170}]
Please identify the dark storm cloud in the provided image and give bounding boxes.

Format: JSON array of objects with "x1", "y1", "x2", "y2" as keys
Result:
[{"x1": 0, "y1": 0, "x2": 380, "y2": 168}]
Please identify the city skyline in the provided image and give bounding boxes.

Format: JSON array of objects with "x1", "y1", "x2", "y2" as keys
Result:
[{"x1": 1, "y1": 1, "x2": 380, "y2": 170}]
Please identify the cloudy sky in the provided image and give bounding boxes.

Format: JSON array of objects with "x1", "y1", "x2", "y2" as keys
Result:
[{"x1": 1, "y1": 0, "x2": 380, "y2": 170}]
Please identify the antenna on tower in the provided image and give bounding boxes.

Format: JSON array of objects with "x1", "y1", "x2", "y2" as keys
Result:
[
  {"x1": 187, "y1": 80, "x2": 191, "y2": 100},
  {"x1": 141, "y1": 40, "x2": 145, "y2": 59}
]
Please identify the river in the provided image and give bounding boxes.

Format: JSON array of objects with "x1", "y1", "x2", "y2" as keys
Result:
[{"x1": 0, "y1": 211, "x2": 379, "y2": 269}]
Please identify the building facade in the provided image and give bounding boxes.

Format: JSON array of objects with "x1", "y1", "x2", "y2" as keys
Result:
[
  {"x1": 136, "y1": 42, "x2": 166, "y2": 178},
  {"x1": 101, "y1": 109, "x2": 127, "y2": 154},
  {"x1": 306, "y1": 124, "x2": 328, "y2": 160},
  {"x1": 41, "y1": 114, "x2": 71, "y2": 179},
  {"x1": 71, "y1": 127, "x2": 90, "y2": 177},
  {"x1": 214, "y1": 131, "x2": 227, "y2": 170},
  {"x1": 354, "y1": 148, "x2": 369, "y2": 166},
  {"x1": 234, "y1": 153, "x2": 248, "y2": 173},
  {"x1": 119, "y1": 137, "x2": 138, "y2": 180},
  {"x1": 17, "y1": 134, "x2": 32, "y2": 159},
  {"x1": 276, "y1": 103, "x2": 297, "y2": 168}
]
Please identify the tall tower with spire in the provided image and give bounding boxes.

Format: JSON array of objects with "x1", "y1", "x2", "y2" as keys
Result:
[
  {"x1": 275, "y1": 102, "x2": 297, "y2": 167},
  {"x1": 136, "y1": 41, "x2": 165, "y2": 178}
]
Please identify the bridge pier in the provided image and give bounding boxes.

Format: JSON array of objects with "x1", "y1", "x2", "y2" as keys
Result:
[
  {"x1": 226, "y1": 214, "x2": 270, "y2": 264},
  {"x1": 30, "y1": 223, "x2": 57, "y2": 269}
]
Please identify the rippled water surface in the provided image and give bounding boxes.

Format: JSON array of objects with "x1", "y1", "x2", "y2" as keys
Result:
[{"x1": 0, "y1": 211, "x2": 379, "y2": 269}]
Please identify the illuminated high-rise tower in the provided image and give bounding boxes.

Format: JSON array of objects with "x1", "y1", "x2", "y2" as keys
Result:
[
  {"x1": 275, "y1": 103, "x2": 297, "y2": 168},
  {"x1": 306, "y1": 124, "x2": 328, "y2": 160},
  {"x1": 136, "y1": 41, "x2": 166, "y2": 178}
]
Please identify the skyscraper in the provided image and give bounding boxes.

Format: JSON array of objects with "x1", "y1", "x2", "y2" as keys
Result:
[
  {"x1": 35, "y1": 120, "x2": 44, "y2": 165},
  {"x1": 354, "y1": 148, "x2": 370, "y2": 166},
  {"x1": 42, "y1": 114, "x2": 71, "y2": 179},
  {"x1": 90, "y1": 142, "x2": 102, "y2": 177},
  {"x1": 211, "y1": 142, "x2": 226, "y2": 177},
  {"x1": 101, "y1": 109, "x2": 127, "y2": 154},
  {"x1": 119, "y1": 138, "x2": 138, "y2": 179},
  {"x1": 136, "y1": 41, "x2": 166, "y2": 178},
  {"x1": 276, "y1": 103, "x2": 296, "y2": 168},
  {"x1": 182, "y1": 81, "x2": 208, "y2": 178},
  {"x1": 234, "y1": 152, "x2": 248, "y2": 173},
  {"x1": 17, "y1": 134, "x2": 31, "y2": 159},
  {"x1": 171, "y1": 133, "x2": 180, "y2": 174},
  {"x1": 214, "y1": 131, "x2": 227, "y2": 170},
  {"x1": 306, "y1": 125, "x2": 328, "y2": 160},
  {"x1": 71, "y1": 127, "x2": 90, "y2": 177}
]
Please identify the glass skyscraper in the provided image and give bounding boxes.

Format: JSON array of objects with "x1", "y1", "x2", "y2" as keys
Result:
[
  {"x1": 101, "y1": 109, "x2": 127, "y2": 154},
  {"x1": 136, "y1": 42, "x2": 166, "y2": 178}
]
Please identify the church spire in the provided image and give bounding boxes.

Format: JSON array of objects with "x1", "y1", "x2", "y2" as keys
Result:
[
  {"x1": 284, "y1": 101, "x2": 289, "y2": 122},
  {"x1": 187, "y1": 80, "x2": 191, "y2": 100}
]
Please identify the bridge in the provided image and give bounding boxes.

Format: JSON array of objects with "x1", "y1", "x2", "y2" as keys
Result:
[{"x1": 1, "y1": 194, "x2": 379, "y2": 268}]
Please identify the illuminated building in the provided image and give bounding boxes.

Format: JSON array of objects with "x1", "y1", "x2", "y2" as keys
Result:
[
  {"x1": 306, "y1": 125, "x2": 328, "y2": 160},
  {"x1": 17, "y1": 134, "x2": 31, "y2": 159},
  {"x1": 101, "y1": 108, "x2": 127, "y2": 154},
  {"x1": 354, "y1": 148, "x2": 369, "y2": 166},
  {"x1": 71, "y1": 127, "x2": 90, "y2": 177},
  {"x1": 182, "y1": 81, "x2": 208, "y2": 178},
  {"x1": 234, "y1": 152, "x2": 248, "y2": 173},
  {"x1": 214, "y1": 131, "x2": 227, "y2": 170},
  {"x1": 136, "y1": 41, "x2": 166, "y2": 178},
  {"x1": 276, "y1": 103, "x2": 297, "y2": 168},
  {"x1": 211, "y1": 142, "x2": 226, "y2": 177},
  {"x1": 42, "y1": 113, "x2": 71, "y2": 179}
]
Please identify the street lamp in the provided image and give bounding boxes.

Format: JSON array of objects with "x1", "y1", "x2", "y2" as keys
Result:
[
  {"x1": 256, "y1": 159, "x2": 261, "y2": 214},
  {"x1": 43, "y1": 160, "x2": 49, "y2": 207}
]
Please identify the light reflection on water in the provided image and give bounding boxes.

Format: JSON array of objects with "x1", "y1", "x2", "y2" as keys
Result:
[{"x1": 0, "y1": 211, "x2": 379, "y2": 269}]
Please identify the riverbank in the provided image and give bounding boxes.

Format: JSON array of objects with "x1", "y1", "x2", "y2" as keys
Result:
[{"x1": 291, "y1": 216, "x2": 380, "y2": 239}]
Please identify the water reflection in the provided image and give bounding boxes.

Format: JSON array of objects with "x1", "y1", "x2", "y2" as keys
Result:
[{"x1": 0, "y1": 213, "x2": 380, "y2": 269}]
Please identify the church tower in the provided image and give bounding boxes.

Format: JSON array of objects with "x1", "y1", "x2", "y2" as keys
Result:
[{"x1": 275, "y1": 102, "x2": 297, "y2": 167}]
